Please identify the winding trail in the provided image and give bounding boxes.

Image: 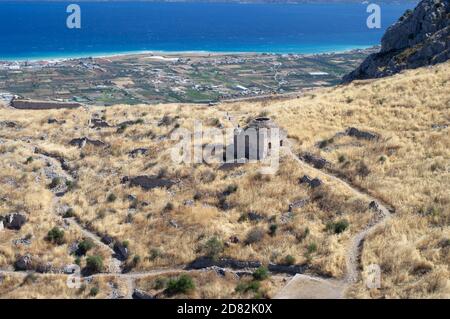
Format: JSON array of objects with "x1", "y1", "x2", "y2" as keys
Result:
[
  {"x1": 274, "y1": 143, "x2": 392, "y2": 298},
  {"x1": 219, "y1": 110, "x2": 393, "y2": 298}
]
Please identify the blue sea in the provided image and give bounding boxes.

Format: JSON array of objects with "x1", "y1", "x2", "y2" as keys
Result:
[{"x1": 0, "y1": 1, "x2": 415, "y2": 60}]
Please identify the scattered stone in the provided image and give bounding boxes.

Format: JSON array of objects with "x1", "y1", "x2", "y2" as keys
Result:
[
  {"x1": 90, "y1": 118, "x2": 111, "y2": 129},
  {"x1": 113, "y1": 242, "x2": 129, "y2": 261},
  {"x1": 268, "y1": 263, "x2": 307, "y2": 275},
  {"x1": 101, "y1": 235, "x2": 114, "y2": 246},
  {"x1": 299, "y1": 175, "x2": 322, "y2": 189},
  {"x1": 431, "y1": 124, "x2": 448, "y2": 130},
  {"x1": 132, "y1": 289, "x2": 154, "y2": 300},
  {"x1": 127, "y1": 194, "x2": 137, "y2": 202},
  {"x1": 47, "y1": 118, "x2": 58, "y2": 124},
  {"x1": 117, "y1": 119, "x2": 144, "y2": 127},
  {"x1": 183, "y1": 199, "x2": 194, "y2": 207},
  {"x1": 229, "y1": 236, "x2": 240, "y2": 244},
  {"x1": 3, "y1": 213, "x2": 27, "y2": 230},
  {"x1": 218, "y1": 162, "x2": 244, "y2": 171},
  {"x1": 169, "y1": 220, "x2": 179, "y2": 228},
  {"x1": 69, "y1": 137, "x2": 107, "y2": 148},
  {"x1": 345, "y1": 127, "x2": 378, "y2": 141},
  {"x1": 68, "y1": 242, "x2": 79, "y2": 255},
  {"x1": 210, "y1": 266, "x2": 226, "y2": 277},
  {"x1": 36, "y1": 262, "x2": 52, "y2": 274},
  {"x1": 300, "y1": 153, "x2": 329, "y2": 169},
  {"x1": 63, "y1": 264, "x2": 79, "y2": 274},
  {"x1": 186, "y1": 257, "x2": 262, "y2": 270},
  {"x1": 12, "y1": 235, "x2": 32, "y2": 246},
  {"x1": 0, "y1": 121, "x2": 18, "y2": 128},
  {"x1": 122, "y1": 175, "x2": 175, "y2": 191},
  {"x1": 247, "y1": 212, "x2": 265, "y2": 222},
  {"x1": 129, "y1": 148, "x2": 149, "y2": 158},
  {"x1": 289, "y1": 199, "x2": 309, "y2": 212},
  {"x1": 14, "y1": 254, "x2": 32, "y2": 271}
]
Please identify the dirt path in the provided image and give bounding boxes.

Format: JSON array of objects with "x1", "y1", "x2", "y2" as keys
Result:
[{"x1": 274, "y1": 144, "x2": 392, "y2": 298}]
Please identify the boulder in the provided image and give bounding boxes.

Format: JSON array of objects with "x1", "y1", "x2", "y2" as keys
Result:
[
  {"x1": 124, "y1": 175, "x2": 175, "y2": 191},
  {"x1": 299, "y1": 175, "x2": 322, "y2": 189},
  {"x1": 101, "y1": 235, "x2": 114, "y2": 246},
  {"x1": 113, "y1": 242, "x2": 129, "y2": 261},
  {"x1": 247, "y1": 212, "x2": 265, "y2": 222},
  {"x1": 300, "y1": 153, "x2": 328, "y2": 169},
  {"x1": 90, "y1": 118, "x2": 111, "y2": 129},
  {"x1": 132, "y1": 289, "x2": 154, "y2": 300},
  {"x1": 14, "y1": 254, "x2": 32, "y2": 271},
  {"x1": 3, "y1": 213, "x2": 27, "y2": 230},
  {"x1": 129, "y1": 148, "x2": 149, "y2": 158},
  {"x1": 346, "y1": 127, "x2": 378, "y2": 141},
  {"x1": 69, "y1": 137, "x2": 107, "y2": 148},
  {"x1": 268, "y1": 263, "x2": 308, "y2": 275},
  {"x1": 289, "y1": 199, "x2": 309, "y2": 212}
]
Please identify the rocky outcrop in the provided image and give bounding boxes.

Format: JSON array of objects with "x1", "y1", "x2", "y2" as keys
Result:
[
  {"x1": 69, "y1": 137, "x2": 107, "y2": 148},
  {"x1": 299, "y1": 175, "x2": 323, "y2": 189},
  {"x1": 343, "y1": 0, "x2": 450, "y2": 82},
  {"x1": 3, "y1": 213, "x2": 27, "y2": 230},
  {"x1": 345, "y1": 127, "x2": 378, "y2": 141},
  {"x1": 186, "y1": 257, "x2": 262, "y2": 270},
  {"x1": 122, "y1": 176, "x2": 175, "y2": 191},
  {"x1": 300, "y1": 153, "x2": 329, "y2": 169},
  {"x1": 132, "y1": 289, "x2": 154, "y2": 299}
]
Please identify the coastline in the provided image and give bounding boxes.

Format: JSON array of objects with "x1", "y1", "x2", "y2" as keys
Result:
[{"x1": 0, "y1": 45, "x2": 376, "y2": 63}]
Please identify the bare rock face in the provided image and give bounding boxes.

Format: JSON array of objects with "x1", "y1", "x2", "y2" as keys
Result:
[{"x1": 343, "y1": 0, "x2": 450, "y2": 82}]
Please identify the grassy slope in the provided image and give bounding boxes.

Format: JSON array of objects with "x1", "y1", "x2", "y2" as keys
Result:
[{"x1": 0, "y1": 61, "x2": 449, "y2": 298}]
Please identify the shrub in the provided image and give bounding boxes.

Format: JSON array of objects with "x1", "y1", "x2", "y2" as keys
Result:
[
  {"x1": 63, "y1": 208, "x2": 75, "y2": 218},
  {"x1": 253, "y1": 266, "x2": 269, "y2": 281},
  {"x1": 153, "y1": 278, "x2": 167, "y2": 290},
  {"x1": 25, "y1": 156, "x2": 33, "y2": 164},
  {"x1": 89, "y1": 286, "x2": 99, "y2": 297},
  {"x1": 307, "y1": 243, "x2": 318, "y2": 254},
  {"x1": 149, "y1": 248, "x2": 162, "y2": 261},
  {"x1": 245, "y1": 228, "x2": 265, "y2": 245},
  {"x1": 46, "y1": 227, "x2": 65, "y2": 245},
  {"x1": 284, "y1": 255, "x2": 296, "y2": 266},
  {"x1": 235, "y1": 280, "x2": 260, "y2": 293},
  {"x1": 326, "y1": 220, "x2": 349, "y2": 234},
  {"x1": 85, "y1": 255, "x2": 103, "y2": 274},
  {"x1": 268, "y1": 224, "x2": 278, "y2": 236},
  {"x1": 338, "y1": 154, "x2": 346, "y2": 163},
  {"x1": 107, "y1": 193, "x2": 117, "y2": 203},
  {"x1": 163, "y1": 202, "x2": 174, "y2": 212},
  {"x1": 77, "y1": 238, "x2": 95, "y2": 256},
  {"x1": 223, "y1": 184, "x2": 238, "y2": 196},
  {"x1": 204, "y1": 237, "x2": 224, "y2": 260},
  {"x1": 49, "y1": 177, "x2": 64, "y2": 189},
  {"x1": 165, "y1": 275, "x2": 195, "y2": 295}
]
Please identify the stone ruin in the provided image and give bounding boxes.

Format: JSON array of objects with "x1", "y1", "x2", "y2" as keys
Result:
[{"x1": 225, "y1": 117, "x2": 287, "y2": 162}]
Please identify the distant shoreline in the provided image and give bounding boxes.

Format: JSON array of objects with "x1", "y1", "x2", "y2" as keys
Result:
[{"x1": 0, "y1": 45, "x2": 376, "y2": 63}]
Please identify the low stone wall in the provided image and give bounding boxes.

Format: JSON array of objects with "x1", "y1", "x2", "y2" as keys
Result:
[{"x1": 11, "y1": 99, "x2": 81, "y2": 110}]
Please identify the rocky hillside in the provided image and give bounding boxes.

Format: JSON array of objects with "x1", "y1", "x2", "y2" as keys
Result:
[{"x1": 343, "y1": 0, "x2": 449, "y2": 82}]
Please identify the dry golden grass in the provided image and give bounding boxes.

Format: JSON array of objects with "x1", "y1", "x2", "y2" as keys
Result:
[
  {"x1": 220, "y1": 62, "x2": 450, "y2": 298},
  {"x1": 0, "y1": 62, "x2": 448, "y2": 298}
]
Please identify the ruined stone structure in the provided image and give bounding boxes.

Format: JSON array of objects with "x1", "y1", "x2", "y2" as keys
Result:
[{"x1": 226, "y1": 117, "x2": 286, "y2": 162}]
